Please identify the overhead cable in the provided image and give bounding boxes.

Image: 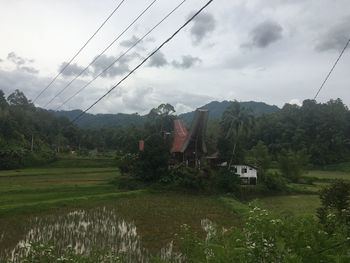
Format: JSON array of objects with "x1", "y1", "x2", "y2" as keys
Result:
[
  {"x1": 314, "y1": 38, "x2": 350, "y2": 100},
  {"x1": 33, "y1": 0, "x2": 126, "y2": 103},
  {"x1": 56, "y1": 0, "x2": 188, "y2": 111},
  {"x1": 44, "y1": 0, "x2": 158, "y2": 108},
  {"x1": 72, "y1": 0, "x2": 215, "y2": 123}
]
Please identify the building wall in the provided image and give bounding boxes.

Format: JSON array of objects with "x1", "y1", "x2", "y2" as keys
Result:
[{"x1": 232, "y1": 165, "x2": 257, "y2": 178}]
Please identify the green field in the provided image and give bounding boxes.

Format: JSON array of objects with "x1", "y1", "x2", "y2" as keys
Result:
[
  {"x1": 306, "y1": 170, "x2": 350, "y2": 181},
  {"x1": 256, "y1": 194, "x2": 320, "y2": 216},
  {"x1": 0, "y1": 158, "x2": 124, "y2": 215},
  {"x1": 2, "y1": 158, "x2": 347, "y2": 260}
]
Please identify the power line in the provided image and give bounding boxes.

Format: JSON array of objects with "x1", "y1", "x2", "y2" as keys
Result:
[
  {"x1": 55, "y1": 0, "x2": 188, "y2": 111},
  {"x1": 33, "y1": 0, "x2": 126, "y2": 103},
  {"x1": 44, "y1": 0, "x2": 158, "y2": 108},
  {"x1": 72, "y1": 0, "x2": 215, "y2": 123},
  {"x1": 313, "y1": 38, "x2": 350, "y2": 100}
]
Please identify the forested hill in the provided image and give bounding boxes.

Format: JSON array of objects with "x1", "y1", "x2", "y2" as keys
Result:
[
  {"x1": 54, "y1": 110, "x2": 144, "y2": 129},
  {"x1": 54, "y1": 101, "x2": 280, "y2": 129},
  {"x1": 180, "y1": 101, "x2": 280, "y2": 124}
]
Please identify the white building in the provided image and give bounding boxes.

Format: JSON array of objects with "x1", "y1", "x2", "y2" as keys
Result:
[{"x1": 231, "y1": 164, "x2": 257, "y2": 185}]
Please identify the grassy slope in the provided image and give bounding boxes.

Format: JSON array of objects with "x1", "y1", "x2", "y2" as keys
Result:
[{"x1": 0, "y1": 158, "x2": 131, "y2": 215}]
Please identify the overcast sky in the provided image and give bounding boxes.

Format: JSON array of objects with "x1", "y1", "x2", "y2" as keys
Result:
[{"x1": 0, "y1": 0, "x2": 349, "y2": 115}]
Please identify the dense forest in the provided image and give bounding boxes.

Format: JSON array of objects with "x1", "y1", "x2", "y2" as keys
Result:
[{"x1": 1, "y1": 89, "x2": 350, "y2": 169}]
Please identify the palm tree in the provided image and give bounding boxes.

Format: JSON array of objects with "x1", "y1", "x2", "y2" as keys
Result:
[{"x1": 221, "y1": 101, "x2": 254, "y2": 168}]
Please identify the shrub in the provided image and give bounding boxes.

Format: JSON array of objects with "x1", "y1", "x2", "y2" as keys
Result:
[
  {"x1": 317, "y1": 180, "x2": 350, "y2": 233},
  {"x1": 116, "y1": 153, "x2": 138, "y2": 174},
  {"x1": 214, "y1": 168, "x2": 241, "y2": 193},
  {"x1": 264, "y1": 172, "x2": 288, "y2": 192},
  {"x1": 278, "y1": 150, "x2": 309, "y2": 182}
]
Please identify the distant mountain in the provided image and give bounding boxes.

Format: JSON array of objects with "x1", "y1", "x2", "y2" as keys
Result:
[
  {"x1": 179, "y1": 101, "x2": 280, "y2": 124},
  {"x1": 53, "y1": 101, "x2": 280, "y2": 129},
  {"x1": 53, "y1": 110, "x2": 145, "y2": 129}
]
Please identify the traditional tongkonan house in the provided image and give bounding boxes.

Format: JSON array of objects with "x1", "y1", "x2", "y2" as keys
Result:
[{"x1": 170, "y1": 109, "x2": 209, "y2": 168}]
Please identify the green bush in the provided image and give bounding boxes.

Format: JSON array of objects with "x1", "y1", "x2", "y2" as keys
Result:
[
  {"x1": 116, "y1": 153, "x2": 138, "y2": 174},
  {"x1": 317, "y1": 180, "x2": 350, "y2": 234},
  {"x1": 173, "y1": 206, "x2": 350, "y2": 263},
  {"x1": 214, "y1": 168, "x2": 241, "y2": 193},
  {"x1": 264, "y1": 172, "x2": 288, "y2": 192},
  {"x1": 278, "y1": 150, "x2": 309, "y2": 182}
]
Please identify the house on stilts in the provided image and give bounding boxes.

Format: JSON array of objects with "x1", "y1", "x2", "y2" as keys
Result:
[{"x1": 170, "y1": 109, "x2": 209, "y2": 168}]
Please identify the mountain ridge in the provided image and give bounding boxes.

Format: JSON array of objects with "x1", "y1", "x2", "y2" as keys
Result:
[{"x1": 53, "y1": 100, "x2": 280, "y2": 129}]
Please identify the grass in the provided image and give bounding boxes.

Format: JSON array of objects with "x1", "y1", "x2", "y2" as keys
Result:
[
  {"x1": 0, "y1": 157, "x2": 124, "y2": 215},
  {"x1": 256, "y1": 194, "x2": 321, "y2": 216},
  {"x1": 305, "y1": 170, "x2": 350, "y2": 181}
]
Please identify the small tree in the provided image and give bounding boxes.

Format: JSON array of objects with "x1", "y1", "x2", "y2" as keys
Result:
[
  {"x1": 317, "y1": 180, "x2": 350, "y2": 231},
  {"x1": 134, "y1": 134, "x2": 169, "y2": 182},
  {"x1": 248, "y1": 141, "x2": 271, "y2": 179},
  {"x1": 7, "y1": 89, "x2": 33, "y2": 107},
  {"x1": 278, "y1": 150, "x2": 309, "y2": 182},
  {"x1": 0, "y1": 89, "x2": 8, "y2": 109}
]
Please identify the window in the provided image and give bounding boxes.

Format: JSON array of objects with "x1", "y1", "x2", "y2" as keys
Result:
[{"x1": 241, "y1": 167, "x2": 247, "y2": 174}]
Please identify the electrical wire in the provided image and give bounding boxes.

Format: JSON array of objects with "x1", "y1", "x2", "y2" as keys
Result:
[
  {"x1": 72, "y1": 0, "x2": 215, "y2": 123},
  {"x1": 33, "y1": 0, "x2": 126, "y2": 103},
  {"x1": 44, "y1": 0, "x2": 158, "y2": 108},
  {"x1": 313, "y1": 38, "x2": 350, "y2": 100},
  {"x1": 55, "y1": 0, "x2": 188, "y2": 111}
]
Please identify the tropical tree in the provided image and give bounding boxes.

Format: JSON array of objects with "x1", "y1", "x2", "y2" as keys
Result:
[{"x1": 219, "y1": 101, "x2": 254, "y2": 168}]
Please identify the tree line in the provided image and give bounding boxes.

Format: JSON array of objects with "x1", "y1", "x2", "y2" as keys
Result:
[{"x1": 1, "y1": 89, "x2": 350, "y2": 171}]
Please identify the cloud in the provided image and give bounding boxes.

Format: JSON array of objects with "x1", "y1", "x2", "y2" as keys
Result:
[
  {"x1": 189, "y1": 12, "x2": 216, "y2": 45},
  {"x1": 6, "y1": 52, "x2": 39, "y2": 74},
  {"x1": 120, "y1": 35, "x2": 141, "y2": 48},
  {"x1": 92, "y1": 53, "x2": 138, "y2": 78},
  {"x1": 0, "y1": 58, "x2": 3, "y2": 63},
  {"x1": 7, "y1": 52, "x2": 29, "y2": 66},
  {"x1": 172, "y1": 55, "x2": 201, "y2": 69},
  {"x1": 289, "y1": 99, "x2": 302, "y2": 106},
  {"x1": 20, "y1": 66, "x2": 39, "y2": 74},
  {"x1": 243, "y1": 20, "x2": 283, "y2": 48},
  {"x1": 148, "y1": 51, "x2": 168, "y2": 67},
  {"x1": 59, "y1": 62, "x2": 90, "y2": 77},
  {"x1": 315, "y1": 17, "x2": 350, "y2": 52}
]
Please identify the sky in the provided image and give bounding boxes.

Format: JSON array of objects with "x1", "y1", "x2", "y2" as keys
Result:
[{"x1": 0, "y1": 0, "x2": 349, "y2": 115}]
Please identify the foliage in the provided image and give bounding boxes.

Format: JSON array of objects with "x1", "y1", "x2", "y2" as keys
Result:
[
  {"x1": 218, "y1": 101, "x2": 254, "y2": 165},
  {"x1": 133, "y1": 134, "x2": 169, "y2": 182},
  {"x1": 254, "y1": 99, "x2": 350, "y2": 165},
  {"x1": 278, "y1": 150, "x2": 309, "y2": 182},
  {"x1": 116, "y1": 153, "x2": 138, "y2": 174},
  {"x1": 214, "y1": 168, "x2": 241, "y2": 193},
  {"x1": 173, "y1": 206, "x2": 350, "y2": 263},
  {"x1": 263, "y1": 171, "x2": 288, "y2": 192},
  {"x1": 247, "y1": 141, "x2": 271, "y2": 180},
  {"x1": 317, "y1": 181, "x2": 350, "y2": 234}
]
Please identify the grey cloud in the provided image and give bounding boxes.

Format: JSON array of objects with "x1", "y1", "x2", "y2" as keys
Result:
[
  {"x1": 59, "y1": 62, "x2": 90, "y2": 77},
  {"x1": 120, "y1": 35, "x2": 141, "y2": 48},
  {"x1": 0, "y1": 58, "x2": 3, "y2": 63},
  {"x1": 7, "y1": 52, "x2": 28, "y2": 65},
  {"x1": 92, "y1": 54, "x2": 135, "y2": 78},
  {"x1": 172, "y1": 55, "x2": 201, "y2": 69},
  {"x1": 6, "y1": 52, "x2": 39, "y2": 74},
  {"x1": 20, "y1": 66, "x2": 39, "y2": 74},
  {"x1": 243, "y1": 20, "x2": 283, "y2": 48},
  {"x1": 148, "y1": 51, "x2": 168, "y2": 67},
  {"x1": 315, "y1": 17, "x2": 350, "y2": 52},
  {"x1": 189, "y1": 12, "x2": 216, "y2": 45}
]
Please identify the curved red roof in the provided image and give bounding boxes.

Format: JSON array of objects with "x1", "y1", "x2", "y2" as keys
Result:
[{"x1": 171, "y1": 119, "x2": 188, "y2": 153}]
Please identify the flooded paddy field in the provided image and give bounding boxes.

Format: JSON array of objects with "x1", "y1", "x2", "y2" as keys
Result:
[{"x1": 0, "y1": 193, "x2": 239, "y2": 261}]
